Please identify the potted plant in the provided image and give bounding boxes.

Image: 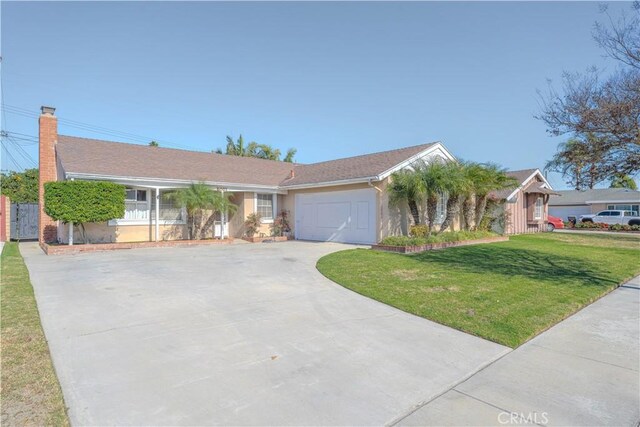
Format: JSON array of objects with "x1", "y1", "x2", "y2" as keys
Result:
[
  {"x1": 244, "y1": 213, "x2": 262, "y2": 238},
  {"x1": 272, "y1": 209, "x2": 292, "y2": 238}
]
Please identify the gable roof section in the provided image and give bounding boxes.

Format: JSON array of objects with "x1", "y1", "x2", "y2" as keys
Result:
[
  {"x1": 56, "y1": 135, "x2": 295, "y2": 187},
  {"x1": 55, "y1": 136, "x2": 441, "y2": 189},
  {"x1": 492, "y1": 168, "x2": 545, "y2": 201},
  {"x1": 281, "y1": 143, "x2": 438, "y2": 187},
  {"x1": 549, "y1": 188, "x2": 640, "y2": 206}
]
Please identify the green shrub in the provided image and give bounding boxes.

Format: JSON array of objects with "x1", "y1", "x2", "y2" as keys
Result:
[
  {"x1": 609, "y1": 224, "x2": 640, "y2": 231},
  {"x1": 44, "y1": 181, "x2": 125, "y2": 223},
  {"x1": 409, "y1": 225, "x2": 429, "y2": 237},
  {"x1": 244, "y1": 213, "x2": 262, "y2": 237},
  {"x1": 380, "y1": 230, "x2": 497, "y2": 247}
]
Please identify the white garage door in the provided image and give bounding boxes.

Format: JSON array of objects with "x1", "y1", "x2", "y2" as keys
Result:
[
  {"x1": 549, "y1": 205, "x2": 591, "y2": 221},
  {"x1": 295, "y1": 188, "x2": 377, "y2": 244}
]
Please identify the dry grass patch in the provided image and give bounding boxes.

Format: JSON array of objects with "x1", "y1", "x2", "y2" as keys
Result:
[{"x1": 1, "y1": 243, "x2": 69, "y2": 426}]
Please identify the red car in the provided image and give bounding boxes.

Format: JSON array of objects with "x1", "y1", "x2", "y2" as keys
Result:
[{"x1": 547, "y1": 215, "x2": 564, "y2": 231}]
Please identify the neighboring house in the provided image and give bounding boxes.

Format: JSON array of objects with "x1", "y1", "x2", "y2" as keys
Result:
[
  {"x1": 38, "y1": 106, "x2": 457, "y2": 245},
  {"x1": 549, "y1": 188, "x2": 640, "y2": 221},
  {"x1": 490, "y1": 169, "x2": 558, "y2": 234}
]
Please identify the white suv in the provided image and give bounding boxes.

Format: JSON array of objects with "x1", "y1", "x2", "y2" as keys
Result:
[{"x1": 580, "y1": 210, "x2": 640, "y2": 226}]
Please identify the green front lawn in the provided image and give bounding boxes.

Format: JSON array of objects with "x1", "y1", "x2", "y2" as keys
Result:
[
  {"x1": 317, "y1": 233, "x2": 640, "y2": 348},
  {"x1": 1, "y1": 243, "x2": 69, "y2": 425}
]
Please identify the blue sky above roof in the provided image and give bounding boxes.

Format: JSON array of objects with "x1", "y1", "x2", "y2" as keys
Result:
[{"x1": 1, "y1": 1, "x2": 632, "y2": 189}]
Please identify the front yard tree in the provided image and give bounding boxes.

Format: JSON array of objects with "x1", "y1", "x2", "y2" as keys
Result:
[
  {"x1": 439, "y1": 162, "x2": 469, "y2": 232},
  {"x1": 415, "y1": 160, "x2": 449, "y2": 235},
  {"x1": 388, "y1": 168, "x2": 426, "y2": 227},
  {"x1": 164, "y1": 182, "x2": 237, "y2": 240},
  {"x1": 44, "y1": 181, "x2": 126, "y2": 244},
  {"x1": 537, "y1": 4, "x2": 640, "y2": 181},
  {"x1": 199, "y1": 191, "x2": 238, "y2": 239},
  {"x1": 471, "y1": 163, "x2": 517, "y2": 230},
  {"x1": 0, "y1": 168, "x2": 39, "y2": 203}
]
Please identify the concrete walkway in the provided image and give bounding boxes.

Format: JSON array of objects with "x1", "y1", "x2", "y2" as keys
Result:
[
  {"x1": 397, "y1": 276, "x2": 640, "y2": 426},
  {"x1": 21, "y1": 241, "x2": 509, "y2": 426}
]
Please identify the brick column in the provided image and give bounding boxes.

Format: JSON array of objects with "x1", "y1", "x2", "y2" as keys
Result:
[{"x1": 39, "y1": 106, "x2": 58, "y2": 243}]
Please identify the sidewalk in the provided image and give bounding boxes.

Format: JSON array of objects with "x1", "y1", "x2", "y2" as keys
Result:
[{"x1": 396, "y1": 276, "x2": 640, "y2": 426}]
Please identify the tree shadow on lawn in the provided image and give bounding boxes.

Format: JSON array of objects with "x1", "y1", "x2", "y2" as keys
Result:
[{"x1": 411, "y1": 245, "x2": 619, "y2": 288}]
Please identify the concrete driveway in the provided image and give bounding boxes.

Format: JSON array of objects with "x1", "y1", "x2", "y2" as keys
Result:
[{"x1": 21, "y1": 241, "x2": 509, "y2": 426}]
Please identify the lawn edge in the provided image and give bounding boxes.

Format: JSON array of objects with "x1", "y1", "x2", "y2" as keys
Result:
[
  {"x1": 316, "y1": 243, "x2": 640, "y2": 349},
  {"x1": 0, "y1": 242, "x2": 70, "y2": 426}
]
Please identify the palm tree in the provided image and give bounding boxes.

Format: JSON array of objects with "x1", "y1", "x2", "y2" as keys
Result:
[
  {"x1": 283, "y1": 148, "x2": 296, "y2": 163},
  {"x1": 388, "y1": 168, "x2": 425, "y2": 226},
  {"x1": 200, "y1": 191, "x2": 238, "y2": 239},
  {"x1": 164, "y1": 183, "x2": 237, "y2": 240},
  {"x1": 415, "y1": 160, "x2": 449, "y2": 234},
  {"x1": 439, "y1": 162, "x2": 469, "y2": 232},
  {"x1": 471, "y1": 163, "x2": 517, "y2": 230}
]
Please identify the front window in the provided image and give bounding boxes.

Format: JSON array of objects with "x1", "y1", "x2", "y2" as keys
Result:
[
  {"x1": 596, "y1": 211, "x2": 610, "y2": 216},
  {"x1": 534, "y1": 197, "x2": 543, "y2": 220},
  {"x1": 256, "y1": 193, "x2": 275, "y2": 221},
  {"x1": 124, "y1": 189, "x2": 149, "y2": 220}
]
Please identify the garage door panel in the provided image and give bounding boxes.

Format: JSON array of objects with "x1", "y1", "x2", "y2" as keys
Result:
[
  {"x1": 549, "y1": 206, "x2": 591, "y2": 221},
  {"x1": 295, "y1": 189, "x2": 376, "y2": 244},
  {"x1": 356, "y1": 201, "x2": 369, "y2": 229},
  {"x1": 316, "y1": 202, "x2": 351, "y2": 228}
]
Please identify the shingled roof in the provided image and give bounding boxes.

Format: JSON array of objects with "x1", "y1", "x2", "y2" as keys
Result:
[
  {"x1": 56, "y1": 135, "x2": 439, "y2": 188},
  {"x1": 491, "y1": 169, "x2": 540, "y2": 200},
  {"x1": 280, "y1": 143, "x2": 436, "y2": 187},
  {"x1": 56, "y1": 136, "x2": 295, "y2": 187}
]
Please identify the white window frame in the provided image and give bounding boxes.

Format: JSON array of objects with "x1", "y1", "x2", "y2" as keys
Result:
[
  {"x1": 534, "y1": 196, "x2": 543, "y2": 220},
  {"x1": 254, "y1": 193, "x2": 277, "y2": 223},
  {"x1": 109, "y1": 188, "x2": 186, "y2": 226}
]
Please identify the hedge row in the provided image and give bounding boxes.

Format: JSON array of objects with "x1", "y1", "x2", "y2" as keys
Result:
[{"x1": 44, "y1": 181, "x2": 125, "y2": 223}]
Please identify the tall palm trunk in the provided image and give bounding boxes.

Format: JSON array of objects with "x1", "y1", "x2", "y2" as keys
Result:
[
  {"x1": 462, "y1": 196, "x2": 474, "y2": 231},
  {"x1": 426, "y1": 193, "x2": 438, "y2": 234},
  {"x1": 474, "y1": 195, "x2": 488, "y2": 230},
  {"x1": 439, "y1": 194, "x2": 460, "y2": 232},
  {"x1": 200, "y1": 211, "x2": 218, "y2": 239},
  {"x1": 408, "y1": 200, "x2": 421, "y2": 225}
]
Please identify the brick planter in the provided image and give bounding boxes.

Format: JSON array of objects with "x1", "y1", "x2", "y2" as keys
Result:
[
  {"x1": 371, "y1": 236, "x2": 509, "y2": 254},
  {"x1": 241, "y1": 236, "x2": 291, "y2": 243},
  {"x1": 40, "y1": 238, "x2": 234, "y2": 255}
]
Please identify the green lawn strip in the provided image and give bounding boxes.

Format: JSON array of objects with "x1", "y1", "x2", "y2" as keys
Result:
[
  {"x1": 1, "y1": 243, "x2": 69, "y2": 426},
  {"x1": 317, "y1": 233, "x2": 640, "y2": 348}
]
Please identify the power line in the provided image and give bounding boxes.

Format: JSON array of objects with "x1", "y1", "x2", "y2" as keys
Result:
[{"x1": 2, "y1": 104, "x2": 199, "y2": 151}]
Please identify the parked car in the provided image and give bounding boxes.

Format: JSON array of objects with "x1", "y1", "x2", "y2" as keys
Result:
[
  {"x1": 580, "y1": 210, "x2": 640, "y2": 226},
  {"x1": 546, "y1": 215, "x2": 564, "y2": 231}
]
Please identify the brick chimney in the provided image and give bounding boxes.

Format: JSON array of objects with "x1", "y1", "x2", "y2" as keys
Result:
[{"x1": 39, "y1": 106, "x2": 58, "y2": 243}]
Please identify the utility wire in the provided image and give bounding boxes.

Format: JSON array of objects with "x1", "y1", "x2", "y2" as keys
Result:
[{"x1": 2, "y1": 104, "x2": 199, "y2": 151}]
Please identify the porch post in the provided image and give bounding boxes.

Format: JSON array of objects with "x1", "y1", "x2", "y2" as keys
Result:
[
  {"x1": 221, "y1": 189, "x2": 226, "y2": 239},
  {"x1": 68, "y1": 177, "x2": 74, "y2": 245},
  {"x1": 155, "y1": 187, "x2": 160, "y2": 242}
]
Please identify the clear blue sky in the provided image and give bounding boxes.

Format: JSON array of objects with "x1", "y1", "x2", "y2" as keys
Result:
[{"x1": 1, "y1": 1, "x2": 631, "y2": 189}]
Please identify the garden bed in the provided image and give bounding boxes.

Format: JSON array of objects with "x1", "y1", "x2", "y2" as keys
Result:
[
  {"x1": 372, "y1": 235, "x2": 509, "y2": 253},
  {"x1": 40, "y1": 238, "x2": 234, "y2": 255},
  {"x1": 241, "y1": 236, "x2": 291, "y2": 243}
]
